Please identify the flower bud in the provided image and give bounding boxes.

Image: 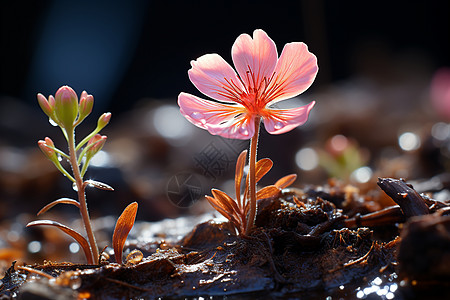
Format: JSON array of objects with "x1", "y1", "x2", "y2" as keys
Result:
[
  {"x1": 38, "y1": 137, "x2": 58, "y2": 161},
  {"x1": 78, "y1": 91, "x2": 94, "y2": 123},
  {"x1": 97, "y1": 112, "x2": 111, "y2": 131},
  {"x1": 37, "y1": 93, "x2": 54, "y2": 118},
  {"x1": 86, "y1": 134, "x2": 107, "y2": 158},
  {"x1": 54, "y1": 85, "x2": 79, "y2": 129}
]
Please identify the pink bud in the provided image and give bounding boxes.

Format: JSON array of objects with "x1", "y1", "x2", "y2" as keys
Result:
[
  {"x1": 38, "y1": 137, "x2": 57, "y2": 161},
  {"x1": 86, "y1": 134, "x2": 107, "y2": 157},
  {"x1": 37, "y1": 93, "x2": 54, "y2": 117},
  {"x1": 78, "y1": 91, "x2": 94, "y2": 122},
  {"x1": 97, "y1": 112, "x2": 111, "y2": 130},
  {"x1": 54, "y1": 85, "x2": 79, "y2": 129},
  {"x1": 48, "y1": 95, "x2": 55, "y2": 109}
]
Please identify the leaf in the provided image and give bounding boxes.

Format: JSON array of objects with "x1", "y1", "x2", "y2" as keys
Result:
[
  {"x1": 206, "y1": 196, "x2": 240, "y2": 230},
  {"x1": 235, "y1": 150, "x2": 247, "y2": 209},
  {"x1": 26, "y1": 220, "x2": 93, "y2": 264},
  {"x1": 256, "y1": 185, "x2": 281, "y2": 200},
  {"x1": 113, "y1": 202, "x2": 138, "y2": 264},
  {"x1": 85, "y1": 180, "x2": 114, "y2": 191},
  {"x1": 37, "y1": 198, "x2": 80, "y2": 216},
  {"x1": 254, "y1": 158, "x2": 273, "y2": 183},
  {"x1": 211, "y1": 189, "x2": 240, "y2": 215},
  {"x1": 242, "y1": 157, "x2": 273, "y2": 206},
  {"x1": 275, "y1": 174, "x2": 297, "y2": 189}
]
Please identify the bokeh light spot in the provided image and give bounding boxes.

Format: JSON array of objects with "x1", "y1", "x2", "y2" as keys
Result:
[
  {"x1": 295, "y1": 148, "x2": 319, "y2": 171},
  {"x1": 398, "y1": 132, "x2": 421, "y2": 151}
]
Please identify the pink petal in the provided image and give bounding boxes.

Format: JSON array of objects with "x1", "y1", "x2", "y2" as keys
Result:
[
  {"x1": 178, "y1": 92, "x2": 255, "y2": 140},
  {"x1": 231, "y1": 29, "x2": 277, "y2": 93},
  {"x1": 264, "y1": 42, "x2": 318, "y2": 105},
  {"x1": 263, "y1": 101, "x2": 315, "y2": 135},
  {"x1": 188, "y1": 54, "x2": 245, "y2": 103}
]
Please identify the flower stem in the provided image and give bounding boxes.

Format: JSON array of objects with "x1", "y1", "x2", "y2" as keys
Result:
[
  {"x1": 67, "y1": 128, "x2": 99, "y2": 264},
  {"x1": 245, "y1": 117, "x2": 261, "y2": 235}
]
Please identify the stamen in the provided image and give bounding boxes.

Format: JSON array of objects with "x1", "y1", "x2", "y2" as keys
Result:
[
  {"x1": 247, "y1": 65, "x2": 258, "y2": 93},
  {"x1": 224, "y1": 78, "x2": 244, "y2": 98},
  {"x1": 217, "y1": 78, "x2": 245, "y2": 104}
]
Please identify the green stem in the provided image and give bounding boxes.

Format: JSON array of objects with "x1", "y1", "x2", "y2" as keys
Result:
[
  {"x1": 79, "y1": 157, "x2": 92, "y2": 178},
  {"x1": 245, "y1": 117, "x2": 261, "y2": 235},
  {"x1": 75, "y1": 127, "x2": 101, "y2": 152},
  {"x1": 67, "y1": 128, "x2": 99, "y2": 264}
]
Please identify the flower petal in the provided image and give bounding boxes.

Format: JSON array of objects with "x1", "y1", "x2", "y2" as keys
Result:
[
  {"x1": 263, "y1": 101, "x2": 315, "y2": 135},
  {"x1": 178, "y1": 92, "x2": 255, "y2": 139},
  {"x1": 264, "y1": 42, "x2": 318, "y2": 105},
  {"x1": 232, "y1": 29, "x2": 277, "y2": 92},
  {"x1": 189, "y1": 53, "x2": 245, "y2": 103}
]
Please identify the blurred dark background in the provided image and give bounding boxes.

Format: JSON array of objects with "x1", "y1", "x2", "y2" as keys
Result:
[{"x1": 1, "y1": 0, "x2": 449, "y2": 116}]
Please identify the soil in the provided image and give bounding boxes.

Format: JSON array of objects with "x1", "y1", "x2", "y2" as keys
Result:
[{"x1": 2, "y1": 177, "x2": 450, "y2": 299}]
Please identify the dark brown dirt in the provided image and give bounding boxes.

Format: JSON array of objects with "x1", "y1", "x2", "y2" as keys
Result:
[{"x1": 2, "y1": 177, "x2": 450, "y2": 299}]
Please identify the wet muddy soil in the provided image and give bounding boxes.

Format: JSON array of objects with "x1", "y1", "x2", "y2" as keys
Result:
[{"x1": 2, "y1": 177, "x2": 450, "y2": 299}]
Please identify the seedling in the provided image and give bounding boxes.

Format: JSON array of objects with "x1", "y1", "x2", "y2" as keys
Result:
[
  {"x1": 178, "y1": 29, "x2": 318, "y2": 235},
  {"x1": 206, "y1": 149, "x2": 297, "y2": 235},
  {"x1": 27, "y1": 86, "x2": 138, "y2": 265}
]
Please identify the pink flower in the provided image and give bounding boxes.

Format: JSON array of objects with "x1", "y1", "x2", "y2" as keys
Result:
[{"x1": 178, "y1": 29, "x2": 318, "y2": 139}]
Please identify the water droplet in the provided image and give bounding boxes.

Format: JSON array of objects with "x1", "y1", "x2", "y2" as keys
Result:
[
  {"x1": 49, "y1": 118, "x2": 58, "y2": 127},
  {"x1": 54, "y1": 271, "x2": 82, "y2": 289},
  {"x1": 190, "y1": 112, "x2": 207, "y2": 125},
  {"x1": 57, "y1": 154, "x2": 63, "y2": 162},
  {"x1": 274, "y1": 122, "x2": 283, "y2": 130},
  {"x1": 239, "y1": 126, "x2": 249, "y2": 136},
  {"x1": 190, "y1": 112, "x2": 203, "y2": 120},
  {"x1": 72, "y1": 182, "x2": 78, "y2": 192},
  {"x1": 126, "y1": 249, "x2": 143, "y2": 265}
]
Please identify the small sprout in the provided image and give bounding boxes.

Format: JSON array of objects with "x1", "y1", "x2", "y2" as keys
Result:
[
  {"x1": 206, "y1": 150, "x2": 297, "y2": 236},
  {"x1": 113, "y1": 202, "x2": 139, "y2": 264},
  {"x1": 30, "y1": 85, "x2": 119, "y2": 265}
]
